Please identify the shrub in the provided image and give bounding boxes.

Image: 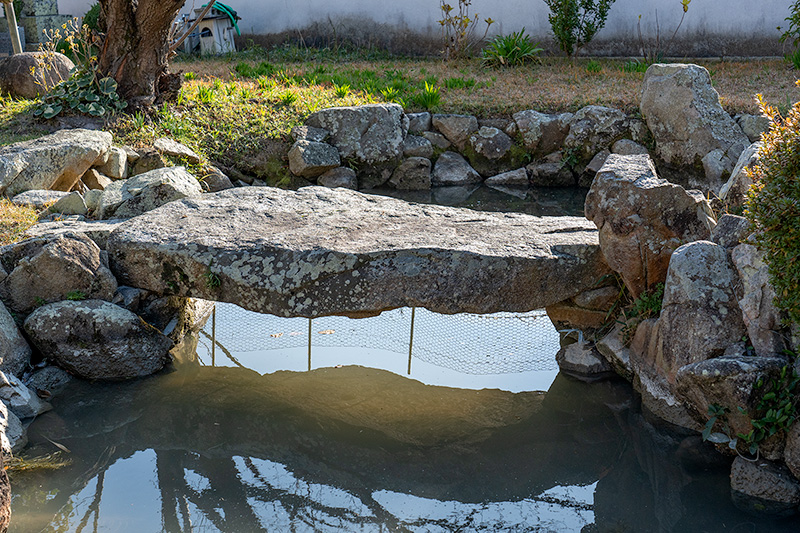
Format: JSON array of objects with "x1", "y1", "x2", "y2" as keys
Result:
[
  {"x1": 82, "y1": 2, "x2": 102, "y2": 32},
  {"x1": 543, "y1": 0, "x2": 616, "y2": 57},
  {"x1": 438, "y1": 0, "x2": 494, "y2": 60},
  {"x1": 746, "y1": 91, "x2": 800, "y2": 326},
  {"x1": 482, "y1": 29, "x2": 543, "y2": 67}
]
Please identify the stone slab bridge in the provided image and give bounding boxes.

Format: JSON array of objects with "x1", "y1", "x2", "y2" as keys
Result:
[{"x1": 106, "y1": 187, "x2": 609, "y2": 318}]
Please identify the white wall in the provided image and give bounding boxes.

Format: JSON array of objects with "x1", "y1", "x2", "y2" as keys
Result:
[{"x1": 59, "y1": 0, "x2": 789, "y2": 46}]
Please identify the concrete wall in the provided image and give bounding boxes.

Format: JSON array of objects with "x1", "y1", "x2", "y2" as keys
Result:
[{"x1": 59, "y1": 0, "x2": 791, "y2": 56}]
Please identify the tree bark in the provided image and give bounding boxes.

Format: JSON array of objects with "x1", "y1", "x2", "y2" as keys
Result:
[{"x1": 98, "y1": 0, "x2": 185, "y2": 108}]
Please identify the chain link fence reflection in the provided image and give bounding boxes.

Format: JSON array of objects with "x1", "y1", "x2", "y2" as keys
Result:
[{"x1": 202, "y1": 303, "x2": 560, "y2": 375}]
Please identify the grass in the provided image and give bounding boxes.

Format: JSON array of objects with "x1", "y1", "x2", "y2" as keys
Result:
[{"x1": 0, "y1": 199, "x2": 38, "y2": 245}]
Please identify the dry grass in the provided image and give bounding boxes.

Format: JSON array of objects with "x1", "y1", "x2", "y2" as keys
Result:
[{"x1": 0, "y1": 199, "x2": 38, "y2": 246}]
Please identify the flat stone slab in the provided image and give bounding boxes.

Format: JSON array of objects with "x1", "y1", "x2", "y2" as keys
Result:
[{"x1": 107, "y1": 187, "x2": 608, "y2": 317}]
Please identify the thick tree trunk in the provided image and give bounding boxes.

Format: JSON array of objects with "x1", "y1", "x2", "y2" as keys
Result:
[{"x1": 98, "y1": 0, "x2": 185, "y2": 108}]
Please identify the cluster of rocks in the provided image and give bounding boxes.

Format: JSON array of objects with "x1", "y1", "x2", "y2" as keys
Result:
[{"x1": 548, "y1": 64, "x2": 800, "y2": 517}]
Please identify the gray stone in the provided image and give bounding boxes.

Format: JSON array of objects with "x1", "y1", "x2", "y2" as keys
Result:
[
  {"x1": 85, "y1": 188, "x2": 102, "y2": 212},
  {"x1": 306, "y1": 104, "x2": 408, "y2": 165},
  {"x1": 786, "y1": 422, "x2": 800, "y2": 481},
  {"x1": 403, "y1": 135, "x2": 434, "y2": 158},
  {"x1": 406, "y1": 112, "x2": 432, "y2": 133},
  {"x1": 432, "y1": 152, "x2": 482, "y2": 186},
  {"x1": 585, "y1": 154, "x2": 715, "y2": 298},
  {"x1": 290, "y1": 125, "x2": 329, "y2": 143},
  {"x1": 512, "y1": 110, "x2": 572, "y2": 155},
  {"x1": 640, "y1": 63, "x2": 749, "y2": 193},
  {"x1": 24, "y1": 300, "x2": 174, "y2": 381},
  {"x1": 432, "y1": 114, "x2": 478, "y2": 151},
  {"x1": 95, "y1": 146, "x2": 128, "y2": 179},
  {"x1": 0, "y1": 233, "x2": 117, "y2": 316},
  {"x1": 719, "y1": 141, "x2": 761, "y2": 210},
  {"x1": 0, "y1": 401, "x2": 25, "y2": 455},
  {"x1": 527, "y1": 160, "x2": 575, "y2": 187},
  {"x1": 736, "y1": 113, "x2": 771, "y2": 143},
  {"x1": 48, "y1": 191, "x2": 87, "y2": 216},
  {"x1": 389, "y1": 157, "x2": 431, "y2": 191},
  {"x1": 106, "y1": 187, "x2": 610, "y2": 318},
  {"x1": 564, "y1": 106, "x2": 629, "y2": 161},
  {"x1": 130, "y1": 149, "x2": 166, "y2": 177},
  {"x1": 25, "y1": 365, "x2": 73, "y2": 400},
  {"x1": 153, "y1": 137, "x2": 201, "y2": 164},
  {"x1": 612, "y1": 139, "x2": 649, "y2": 156},
  {"x1": 122, "y1": 146, "x2": 140, "y2": 164},
  {"x1": 701, "y1": 148, "x2": 733, "y2": 187},
  {"x1": 82, "y1": 168, "x2": 113, "y2": 191},
  {"x1": 732, "y1": 244, "x2": 786, "y2": 357},
  {"x1": 23, "y1": 218, "x2": 126, "y2": 250},
  {"x1": 11, "y1": 190, "x2": 67, "y2": 209},
  {"x1": 479, "y1": 118, "x2": 514, "y2": 136},
  {"x1": 0, "y1": 301, "x2": 30, "y2": 376},
  {"x1": 97, "y1": 166, "x2": 203, "y2": 219},
  {"x1": 596, "y1": 322, "x2": 633, "y2": 380},
  {"x1": 467, "y1": 127, "x2": 512, "y2": 161},
  {"x1": 199, "y1": 166, "x2": 234, "y2": 193},
  {"x1": 711, "y1": 214, "x2": 751, "y2": 249},
  {"x1": 0, "y1": 370, "x2": 50, "y2": 419},
  {"x1": 0, "y1": 129, "x2": 112, "y2": 197},
  {"x1": 556, "y1": 341, "x2": 613, "y2": 379},
  {"x1": 288, "y1": 140, "x2": 341, "y2": 178},
  {"x1": 432, "y1": 185, "x2": 479, "y2": 205},
  {"x1": 484, "y1": 168, "x2": 529, "y2": 187},
  {"x1": 581, "y1": 149, "x2": 611, "y2": 187},
  {"x1": 422, "y1": 131, "x2": 451, "y2": 150},
  {"x1": 731, "y1": 457, "x2": 800, "y2": 518},
  {"x1": 0, "y1": 51, "x2": 73, "y2": 99},
  {"x1": 317, "y1": 167, "x2": 358, "y2": 189}
]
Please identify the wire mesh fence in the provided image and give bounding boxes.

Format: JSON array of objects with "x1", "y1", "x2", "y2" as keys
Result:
[{"x1": 201, "y1": 303, "x2": 561, "y2": 375}]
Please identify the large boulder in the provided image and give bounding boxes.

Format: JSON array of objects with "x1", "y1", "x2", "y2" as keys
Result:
[
  {"x1": 432, "y1": 114, "x2": 478, "y2": 151},
  {"x1": 564, "y1": 105, "x2": 629, "y2": 162},
  {"x1": 0, "y1": 51, "x2": 74, "y2": 99},
  {"x1": 0, "y1": 129, "x2": 112, "y2": 197},
  {"x1": 0, "y1": 234, "x2": 117, "y2": 316},
  {"x1": 512, "y1": 110, "x2": 572, "y2": 155},
  {"x1": 730, "y1": 457, "x2": 800, "y2": 517},
  {"x1": 585, "y1": 154, "x2": 716, "y2": 298},
  {"x1": 640, "y1": 63, "x2": 749, "y2": 193},
  {"x1": 23, "y1": 300, "x2": 174, "y2": 381},
  {"x1": 22, "y1": 218, "x2": 126, "y2": 250},
  {"x1": 287, "y1": 140, "x2": 341, "y2": 178},
  {"x1": 305, "y1": 104, "x2": 408, "y2": 165},
  {"x1": 0, "y1": 301, "x2": 31, "y2": 377},
  {"x1": 106, "y1": 186, "x2": 610, "y2": 318},
  {"x1": 432, "y1": 152, "x2": 482, "y2": 186},
  {"x1": 96, "y1": 166, "x2": 202, "y2": 219}
]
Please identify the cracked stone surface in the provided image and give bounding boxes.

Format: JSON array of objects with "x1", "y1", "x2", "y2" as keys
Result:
[{"x1": 107, "y1": 187, "x2": 609, "y2": 318}]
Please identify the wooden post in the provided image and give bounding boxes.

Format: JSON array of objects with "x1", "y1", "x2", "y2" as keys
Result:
[{"x1": 1, "y1": 1, "x2": 23, "y2": 55}]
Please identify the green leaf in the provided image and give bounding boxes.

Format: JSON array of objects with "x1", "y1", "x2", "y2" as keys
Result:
[
  {"x1": 707, "y1": 432, "x2": 730, "y2": 444},
  {"x1": 98, "y1": 77, "x2": 118, "y2": 95},
  {"x1": 87, "y1": 102, "x2": 106, "y2": 117},
  {"x1": 84, "y1": 92, "x2": 100, "y2": 102},
  {"x1": 42, "y1": 104, "x2": 62, "y2": 119}
]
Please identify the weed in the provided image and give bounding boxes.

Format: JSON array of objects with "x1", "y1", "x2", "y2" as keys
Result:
[
  {"x1": 334, "y1": 83, "x2": 350, "y2": 98},
  {"x1": 34, "y1": 297, "x2": 47, "y2": 308},
  {"x1": 787, "y1": 48, "x2": 800, "y2": 70},
  {"x1": 196, "y1": 85, "x2": 216, "y2": 104},
  {"x1": 65, "y1": 290, "x2": 86, "y2": 301},
  {"x1": 438, "y1": 0, "x2": 494, "y2": 60},
  {"x1": 622, "y1": 59, "x2": 648, "y2": 73},
  {"x1": 620, "y1": 283, "x2": 664, "y2": 345},
  {"x1": 413, "y1": 81, "x2": 441, "y2": 110},
  {"x1": 637, "y1": 0, "x2": 692, "y2": 63},
  {"x1": 586, "y1": 60, "x2": 602, "y2": 74},
  {"x1": 204, "y1": 271, "x2": 221, "y2": 290},
  {"x1": 380, "y1": 86, "x2": 402, "y2": 103},
  {"x1": 444, "y1": 76, "x2": 477, "y2": 89},
  {"x1": 482, "y1": 29, "x2": 543, "y2": 67},
  {"x1": 279, "y1": 91, "x2": 298, "y2": 106},
  {"x1": 184, "y1": 71, "x2": 197, "y2": 81}
]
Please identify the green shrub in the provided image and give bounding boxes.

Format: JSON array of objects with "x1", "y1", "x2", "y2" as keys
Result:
[
  {"x1": 586, "y1": 59, "x2": 602, "y2": 73},
  {"x1": 746, "y1": 93, "x2": 800, "y2": 326},
  {"x1": 82, "y1": 2, "x2": 102, "y2": 32},
  {"x1": 482, "y1": 29, "x2": 543, "y2": 67},
  {"x1": 543, "y1": 0, "x2": 616, "y2": 57}
]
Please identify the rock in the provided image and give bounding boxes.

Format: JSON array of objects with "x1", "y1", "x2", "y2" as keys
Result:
[
  {"x1": 432, "y1": 185, "x2": 479, "y2": 205},
  {"x1": 306, "y1": 104, "x2": 408, "y2": 165},
  {"x1": 432, "y1": 151, "x2": 482, "y2": 186},
  {"x1": 718, "y1": 141, "x2": 761, "y2": 210},
  {"x1": 731, "y1": 244, "x2": 786, "y2": 356},
  {"x1": 81, "y1": 168, "x2": 113, "y2": 190},
  {"x1": 422, "y1": 131, "x2": 451, "y2": 150},
  {"x1": 407, "y1": 112, "x2": 432, "y2": 133},
  {"x1": 736, "y1": 113, "x2": 771, "y2": 143},
  {"x1": 574, "y1": 285, "x2": 620, "y2": 310},
  {"x1": 711, "y1": 214, "x2": 751, "y2": 249},
  {"x1": 357, "y1": 165, "x2": 394, "y2": 190},
  {"x1": 288, "y1": 140, "x2": 341, "y2": 178},
  {"x1": 0, "y1": 454, "x2": 8, "y2": 532},
  {"x1": 24, "y1": 300, "x2": 173, "y2": 381},
  {"x1": 730, "y1": 457, "x2": 800, "y2": 517},
  {"x1": 564, "y1": 106, "x2": 629, "y2": 161},
  {"x1": 97, "y1": 166, "x2": 203, "y2": 219},
  {"x1": 676, "y1": 354, "x2": 789, "y2": 448},
  {"x1": 547, "y1": 301, "x2": 609, "y2": 332},
  {"x1": 479, "y1": 118, "x2": 515, "y2": 136},
  {"x1": 25, "y1": 365, "x2": 73, "y2": 400},
  {"x1": 0, "y1": 401, "x2": 25, "y2": 455},
  {"x1": 11, "y1": 190, "x2": 68, "y2": 210},
  {"x1": 0, "y1": 129, "x2": 112, "y2": 197},
  {"x1": 581, "y1": 149, "x2": 611, "y2": 187},
  {"x1": 153, "y1": 137, "x2": 201, "y2": 164},
  {"x1": 199, "y1": 166, "x2": 234, "y2": 193},
  {"x1": 48, "y1": 191, "x2": 87, "y2": 216},
  {"x1": 0, "y1": 234, "x2": 117, "y2": 316},
  {"x1": 0, "y1": 301, "x2": 30, "y2": 376},
  {"x1": 403, "y1": 135, "x2": 434, "y2": 158},
  {"x1": 95, "y1": 146, "x2": 128, "y2": 179},
  {"x1": 84, "y1": 189, "x2": 103, "y2": 212},
  {"x1": 389, "y1": 157, "x2": 431, "y2": 191},
  {"x1": 701, "y1": 148, "x2": 734, "y2": 188},
  {"x1": 130, "y1": 148, "x2": 167, "y2": 176},
  {"x1": 585, "y1": 154, "x2": 716, "y2": 298},
  {"x1": 107, "y1": 186, "x2": 610, "y2": 317},
  {"x1": 486, "y1": 184, "x2": 527, "y2": 199},
  {"x1": 0, "y1": 51, "x2": 74, "y2": 99},
  {"x1": 556, "y1": 341, "x2": 613, "y2": 380},
  {"x1": 640, "y1": 63, "x2": 749, "y2": 192},
  {"x1": 317, "y1": 167, "x2": 357, "y2": 189},
  {"x1": 484, "y1": 168, "x2": 529, "y2": 186},
  {"x1": 527, "y1": 161, "x2": 575, "y2": 187},
  {"x1": 0, "y1": 371, "x2": 50, "y2": 419},
  {"x1": 612, "y1": 139, "x2": 649, "y2": 156},
  {"x1": 467, "y1": 126, "x2": 512, "y2": 161},
  {"x1": 290, "y1": 125, "x2": 329, "y2": 143},
  {"x1": 432, "y1": 114, "x2": 478, "y2": 151},
  {"x1": 122, "y1": 146, "x2": 140, "y2": 164},
  {"x1": 512, "y1": 110, "x2": 572, "y2": 155},
  {"x1": 786, "y1": 423, "x2": 800, "y2": 480},
  {"x1": 22, "y1": 218, "x2": 125, "y2": 250}
]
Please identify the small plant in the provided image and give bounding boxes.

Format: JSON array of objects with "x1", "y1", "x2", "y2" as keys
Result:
[
  {"x1": 257, "y1": 76, "x2": 275, "y2": 90},
  {"x1": 65, "y1": 290, "x2": 87, "y2": 301},
  {"x1": 333, "y1": 82, "x2": 350, "y2": 98},
  {"x1": 204, "y1": 271, "x2": 221, "y2": 290},
  {"x1": 586, "y1": 59, "x2": 602, "y2": 73},
  {"x1": 380, "y1": 86, "x2": 402, "y2": 102},
  {"x1": 413, "y1": 81, "x2": 441, "y2": 110},
  {"x1": 443, "y1": 76, "x2": 477, "y2": 89},
  {"x1": 781, "y1": 1, "x2": 800, "y2": 62},
  {"x1": 787, "y1": 47, "x2": 800, "y2": 70},
  {"x1": 482, "y1": 29, "x2": 543, "y2": 67},
  {"x1": 34, "y1": 297, "x2": 47, "y2": 308},
  {"x1": 438, "y1": 0, "x2": 494, "y2": 60},
  {"x1": 82, "y1": 2, "x2": 102, "y2": 32},
  {"x1": 637, "y1": 0, "x2": 691, "y2": 63},
  {"x1": 279, "y1": 91, "x2": 298, "y2": 105},
  {"x1": 184, "y1": 71, "x2": 197, "y2": 81},
  {"x1": 543, "y1": 0, "x2": 616, "y2": 57},
  {"x1": 622, "y1": 59, "x2": 648, "y2": 73},
  {"x1": 196, "y1": 85, "x2": 216, "y2": 104},
  {"x1": 620, "y1": 283, "x2": 664, "y2": 345}
]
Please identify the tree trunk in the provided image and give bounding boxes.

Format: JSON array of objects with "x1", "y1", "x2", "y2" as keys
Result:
[{"x1": 98, "y1": 0, "x2": 185, "y2": 108}]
